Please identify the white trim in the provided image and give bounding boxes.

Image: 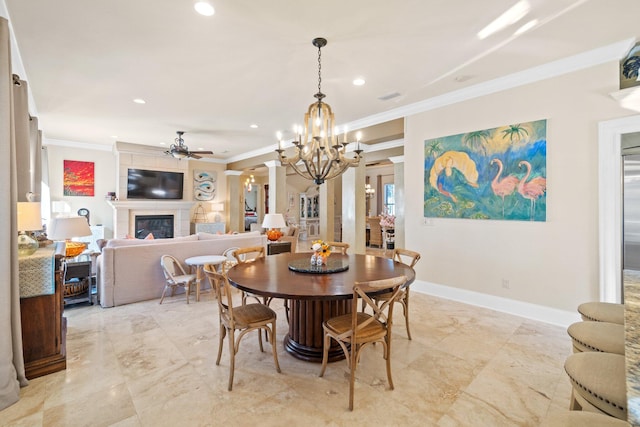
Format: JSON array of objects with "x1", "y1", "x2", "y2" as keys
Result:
[
  {"x1": 363, "y1": 138, "x2": 404, "y2": 153},
  {"x1": 598, "y1": 115, "x2": 640, "y2": 303},
  {"x1": 338, "y1": 38, "x2": 636, "y2": 134},
  {"x1": 412, "y1": 280, "x2": 580, "y2": 328}
]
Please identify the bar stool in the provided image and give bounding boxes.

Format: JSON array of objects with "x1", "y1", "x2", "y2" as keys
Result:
[
  {"x1": 577, "y1": 302, "x2": 624, "y2": 324},
  {"x1": 567, "y1": 321, "x2": 624, "y2": 354},
  {"x1": 564, "y1": 352, "x2": 627, "y2": 420},
  {"x1": 540, "y1": 411, "x2": 630, "y2": 426}
]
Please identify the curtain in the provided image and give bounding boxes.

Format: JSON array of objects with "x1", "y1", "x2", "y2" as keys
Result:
[
  {"x1": 29, "y1": 116, "x2": 42, "y2": 201},
  {"x1": 0, "y1": 16, "x2": 27, "y2": 412}
]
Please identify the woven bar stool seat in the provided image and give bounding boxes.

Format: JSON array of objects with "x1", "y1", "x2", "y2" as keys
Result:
[
  {"x1": 564, "y1": 352, "x2": 627, "y2": 420},
  {"x1": 540, "y1": 411, "x2": 630, "y2": 426},
  {"x1": 577, "y1": 302, "x2": 624, "y2": 324},
  {"x1": 567, "y1": 321, "x2": 625, "y2": 354}
]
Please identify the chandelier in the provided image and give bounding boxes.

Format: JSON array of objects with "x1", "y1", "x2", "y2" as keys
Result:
[
  {"x1": 276, "y1": 37, "x2": 362, "y2": 185},
  {"x1": 244, "y1": 174, "x2": 255, "y2": 191}
]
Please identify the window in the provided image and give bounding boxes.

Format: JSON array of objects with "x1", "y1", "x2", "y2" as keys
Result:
[{"x1": 384, "y1": 183, "x2": 395, "y2": 215}]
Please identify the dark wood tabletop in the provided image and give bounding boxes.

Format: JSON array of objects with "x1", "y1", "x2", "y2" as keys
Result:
[
  {"x1": 227, "y1": 253, "x2": 416, "y2": 300},
  {"x1": 227, "y1": 252, "x2": 416, "y2": 362}
]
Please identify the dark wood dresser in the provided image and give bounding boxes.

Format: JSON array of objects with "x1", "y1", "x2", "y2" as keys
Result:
[{"x1": 19, "y1": 244, "x2": 66, "y2": 379}]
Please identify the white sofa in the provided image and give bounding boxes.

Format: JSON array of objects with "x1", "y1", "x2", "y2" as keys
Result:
[{"x1": 97, "y1": 231, "x2": 267, "y2": 308}]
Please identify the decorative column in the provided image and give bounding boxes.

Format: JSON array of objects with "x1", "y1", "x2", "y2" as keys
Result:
[
  {"x1": 341, "y1": 162, "x2": 366, "y2": 254},
  {"x1": 264, "y1": 160, "x2": 287, "y2": 215},
  {"x1": 319, "y1": 179, "x2": 334, "y2": 242},
  {"x1": 224, "y1": 170, "x2": 243, "y2": 233},
  {"x1": 390, "y1": 156, "x2": 404, "y2": 249}
]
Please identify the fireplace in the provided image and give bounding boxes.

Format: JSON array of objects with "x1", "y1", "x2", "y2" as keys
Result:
[
  {"x1": 106, "y1": 200, "x2": 194, "y2": 238},
  {"x1": 134, "y1": 214, "x2": 174, "y2": 239}
]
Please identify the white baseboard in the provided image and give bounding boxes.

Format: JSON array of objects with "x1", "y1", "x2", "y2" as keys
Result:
[{"x1": 412, "y1": 280, "x2": 581, "y2": 328}]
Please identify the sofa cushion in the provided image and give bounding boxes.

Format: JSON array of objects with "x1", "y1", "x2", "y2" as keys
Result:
[
  {"x1": 106, "y1": 234, "x2": 198, "y2": 248},
  {"x1": 197, "y1": 231, "x2": 260, "y2": 240}
]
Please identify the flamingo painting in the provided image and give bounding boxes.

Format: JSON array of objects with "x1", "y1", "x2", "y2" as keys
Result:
[
  {"x1": 517, "y1": 160, "x2": 547, "y2": 220},
  {"x1": 490, "y1": 159, "x2": 519, "y2": 217}
]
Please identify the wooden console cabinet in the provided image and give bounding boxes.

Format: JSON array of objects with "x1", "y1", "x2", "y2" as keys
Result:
[{"x1": 19, "y1": 245, "x2": 66, "y2": 379}]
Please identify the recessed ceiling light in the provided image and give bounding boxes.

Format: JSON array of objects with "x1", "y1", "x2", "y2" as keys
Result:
[
  {"x1": 194, "y1": 1, "x2": 215, "y2": 16},
  {"x1": 110, "y1": 135, "x2": 118, "y2": 138},
  {"x1": 353, "y1": 77, "x2": 365, "y2": 86},
  {"x1": 133, "y1": 98, "x2": 146, "y2": 104},
  {"x1": 250, "y1": 124, "x2": 258, "y2": 129},
  {"x1": 160, "y1": 142, "x2": 166, "y2": 145},
  {"x1": 514, "y1": 19, "x2": 538, "y2": 35}
]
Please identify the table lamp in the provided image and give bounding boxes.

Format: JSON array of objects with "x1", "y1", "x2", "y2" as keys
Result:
[
  {"x1": 17, "y1": 202, "x2": 42, "y2": 256},
  {"x1": 211, "y1": 202, "x2": 224, "y2": 222},
  {"x1": 48, "y1": 216, "x2": 92, "y2": 257},
  {"x1": 262, "y1": 213, "x2": 286, "y2": 241}
]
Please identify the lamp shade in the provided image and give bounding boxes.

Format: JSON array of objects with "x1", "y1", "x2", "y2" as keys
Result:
[
  {"x1": 261, "y1": 213, "x2": 286, "y2": 229},
  {"x1": 17, "y1": 202, "x2": 43, "y2": 231},
  {"x1": 48, "y1": 216, "x2": 92, "y2": 240}
]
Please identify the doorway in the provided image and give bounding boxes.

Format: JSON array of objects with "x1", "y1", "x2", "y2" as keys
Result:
[{"x1": 599, "y1": 115, "x2": 640, "y2": 303}]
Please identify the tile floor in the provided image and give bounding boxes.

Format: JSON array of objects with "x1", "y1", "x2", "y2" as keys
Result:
[{"x1": 1, "y1": 281, "x2": 578, "y2": 426}]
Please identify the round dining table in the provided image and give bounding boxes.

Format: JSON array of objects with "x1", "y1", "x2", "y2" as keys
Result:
[{"x1": 227, "y1": 252, "x2": 416, "y2": 362}]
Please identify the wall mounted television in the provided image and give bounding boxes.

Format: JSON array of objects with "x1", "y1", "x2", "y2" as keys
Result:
[{"x1": 127, "y1": 168, "x2": 184, "y2": 200}]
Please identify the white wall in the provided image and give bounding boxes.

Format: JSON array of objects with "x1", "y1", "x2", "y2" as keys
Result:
[
  {"x1": 46, "y1": 143, "x2": 116, "y2": 233},
  {"x1": 45, "y1": 143, "x2": 229, "y2": 235},
  {"x1": 405, "y1": 61, "x2": 634, "y2": 313}
]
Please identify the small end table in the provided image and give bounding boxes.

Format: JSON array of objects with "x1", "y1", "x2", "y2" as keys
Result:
[{"x1": 267, "y1": 241, "x2": 291, "y2": 255}]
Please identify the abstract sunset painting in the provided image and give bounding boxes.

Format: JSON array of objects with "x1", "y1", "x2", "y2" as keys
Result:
[{"x1": 63, "y1": 160, "x2": 95, "y2": 196}]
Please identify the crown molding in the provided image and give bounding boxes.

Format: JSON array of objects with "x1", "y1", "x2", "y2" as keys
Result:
[{"x1": 44, "y1": 138, "x2": 112, "y2": 152}]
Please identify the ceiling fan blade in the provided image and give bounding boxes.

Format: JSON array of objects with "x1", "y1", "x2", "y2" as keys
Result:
[
  {"x1": 190, "y1": 150, "x2": 214, "y2": 155},
  {"x1": 189, "y1": 153, "x2": 202, "y2": 159}
]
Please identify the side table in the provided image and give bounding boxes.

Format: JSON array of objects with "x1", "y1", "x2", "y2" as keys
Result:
[{"x1": 267, "y1": 241, "x2": 291, "y2": 255}]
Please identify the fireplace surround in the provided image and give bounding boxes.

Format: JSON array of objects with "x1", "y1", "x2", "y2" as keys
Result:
[{"x1": 106, "y1": 200, "x2": 194, "y2": 238}]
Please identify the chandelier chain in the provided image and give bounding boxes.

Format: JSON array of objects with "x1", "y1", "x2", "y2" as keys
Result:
[{"x1": 317, "y1": 44, "x2": 322, "y2": 95}]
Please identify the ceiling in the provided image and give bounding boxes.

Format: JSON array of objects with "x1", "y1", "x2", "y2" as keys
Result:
[{"x1": 4, "y1": 0, "x2": 639, "y2": 163}]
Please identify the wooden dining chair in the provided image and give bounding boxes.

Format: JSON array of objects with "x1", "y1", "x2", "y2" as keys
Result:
[
  {"x1": 159, "y1": 255, "x2": 197, "y2": 304},
  {"x1": 367, "y1": 216, "x2": 383, "y2": 248},
  {"x1": 203, "y1": 265, "x2": 281, "y2": 391},
  {"x1": 326, "y1": 241, "x2": 349, "y2": 254},
  {"x1": 370, "y1": 248, "x2": 421, "y2": 340},
  {"x1": 231, "y1": 246, "x2": 271, "y2": 306},
  {"x1": 319, "y1": 275, "x2": 408, "y2": 410}
]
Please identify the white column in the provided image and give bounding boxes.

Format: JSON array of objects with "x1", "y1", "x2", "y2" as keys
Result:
[
  {"x1": 390, "y1": 155, "x2": 404, "y2": 249},
  {"x1": 224, "y1": 170, "x2": 243, "y2": 233},
  {"x1": 264, "y1": 160, "x2": 287, "y2": 215},
  {"x1": 319, "y1": 179, "x2": 334, "y2": 242},
  {"x1": 342, "y1": 162, "x2": 366, "y2": 254}
]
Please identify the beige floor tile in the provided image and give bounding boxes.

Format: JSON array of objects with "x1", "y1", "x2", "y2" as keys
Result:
[{"x1": 2, "y1": 288, "x2": 581, "y2": 426}]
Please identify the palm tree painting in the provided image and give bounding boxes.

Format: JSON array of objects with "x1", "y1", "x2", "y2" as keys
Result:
[{"x1": 424, "y1": 119, "x2": 547, "y2": 221}]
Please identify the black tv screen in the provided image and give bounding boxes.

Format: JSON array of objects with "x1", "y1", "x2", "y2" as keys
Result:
[{"x1": 127, "y1": 169, "x2": 184, "y2": 200}]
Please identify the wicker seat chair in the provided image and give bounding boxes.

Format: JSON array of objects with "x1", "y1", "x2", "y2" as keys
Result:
[
  {"x1": 159, "y1": 255, "x2": 197, "y2": 304},
  {"x1": 203, "y1": 265, "x2": 281, "y2": 391},
  {"x1": 367, "y1": 216, "x2": 383, "y2": 248},
  {"x1": 319, "y1": 275, "x2": 408, "y2": 410},
  {"x1": 326, "y1": 241, "x2": 349, "y2": 254},
  {"x1": 369, "y1": 248, "x2": 421, "y2": 340}
]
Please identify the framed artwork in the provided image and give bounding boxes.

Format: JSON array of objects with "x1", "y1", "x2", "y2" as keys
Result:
[
  {"x1": 63, "y1": 160, "x2": 95, "y2": 196},
  {"x1": 424, "y1": 119, "x2": 547, "y2": 221},
  {"x1": 194, "y1": 170, "x2": 216, "y2": 201}
]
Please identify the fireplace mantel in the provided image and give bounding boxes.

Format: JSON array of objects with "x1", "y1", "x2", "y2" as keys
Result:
[{"x1": 106, "y1": 200, "x2": 195, "y2": 238}]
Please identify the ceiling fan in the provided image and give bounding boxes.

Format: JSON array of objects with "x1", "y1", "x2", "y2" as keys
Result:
[{"x1": 165, "y1": 131, "x2": 213, "y2": 159}]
